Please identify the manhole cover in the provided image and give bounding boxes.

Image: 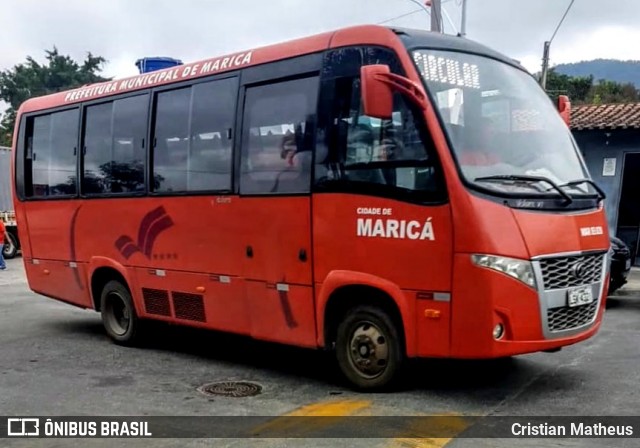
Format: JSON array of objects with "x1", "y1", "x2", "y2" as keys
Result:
[{"x1": 198, "y1": 381, "x2": 262, "y2": 398}]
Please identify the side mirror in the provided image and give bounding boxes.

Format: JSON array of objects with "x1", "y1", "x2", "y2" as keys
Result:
[
  {"x1": 361, "y1": 64, "x2": 428, "y2": 119},
  {"x1": 557, "y1": 95, "x2": 571, "y2": 127},
  {"x1": 361, "y1": 65, "x2": 394, "y2": 119}
]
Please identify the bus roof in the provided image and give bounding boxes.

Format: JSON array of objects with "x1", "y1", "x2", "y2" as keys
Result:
[
  {"x1": 18, "y1": 25, "x2": 522, "y2": 115},
  {"x1": 393, "y1": 26, "x2": 524, "y2": 69}
]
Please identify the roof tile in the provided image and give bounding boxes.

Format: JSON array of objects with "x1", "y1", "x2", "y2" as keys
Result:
[{"x1": 570, "y1": 102, "x2": 640, "y2": 130}]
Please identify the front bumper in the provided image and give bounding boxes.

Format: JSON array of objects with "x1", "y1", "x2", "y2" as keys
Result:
[{"x1": 449, "y1": 250, "x2": 608, "y2": 359}]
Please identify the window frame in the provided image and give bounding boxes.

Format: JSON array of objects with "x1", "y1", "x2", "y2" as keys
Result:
[
  {"x1": 313, "y1": 45, "x2": 448, "y2": 205},
  {"x1": 237, "y1": 72, "x2": 320, "y2": 197},
  {"x1": 80, "y1": 92, "x2": 151, "y2": 198},
  {"x1": 148, "y1": 73, "x2": 240, "y2": 197},
  {"x1": 13, "y1": 53, "x2": 324, "y2": 202},
  {"x1": 20, "y1": 105, "x2": 82, "y2": 201}
]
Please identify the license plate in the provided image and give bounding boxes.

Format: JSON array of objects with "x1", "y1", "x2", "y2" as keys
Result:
[
  {"x1": 625, "y1": 259, "x2": 631, "y2": 270},
  {"x1": 567, "y1": 286, "x2": 594, "y2": 307}
]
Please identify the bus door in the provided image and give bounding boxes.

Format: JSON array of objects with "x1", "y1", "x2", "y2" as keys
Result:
[
  {"x1": 312, "y1": 47, "x2": 454, "y2": 357},
  {"x1": 237, "y1": 63, "x2": 321, "y2": 348}
]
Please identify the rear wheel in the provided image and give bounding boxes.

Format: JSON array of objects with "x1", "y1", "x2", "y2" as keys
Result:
[
  {"x1": 3, "y1": 232, "x2": 18, "y2": 259},
  {"x1": 100, "y1": 280, "x2": 140, "y2": 345},
  {"x1": 335, "y1": 305, "x2": 404, "y2": 390}
]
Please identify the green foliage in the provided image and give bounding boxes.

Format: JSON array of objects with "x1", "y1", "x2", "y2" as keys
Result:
[
  {"x1": 542, "y1": 67, "x2": 640, "y2": 105},
  {"x1": 587, "y1": 79, "x2": 640, "y2": 104},
  {"x1": 0, "y1": 47, "x2": 110, "y2": 146},
  {"x1": 544, "y1": 69, "x2": 594, "y2": 103}
]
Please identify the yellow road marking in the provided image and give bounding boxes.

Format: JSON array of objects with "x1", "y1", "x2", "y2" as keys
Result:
[
  {"x1": 283, "y1": 399, "x2": 372, "y2": 416},
  {"x1": 251, "y1": 399, "x2": 372, "y2": 437},
  {"x1": 387, "y1": 413, "x2": 471, "y2": 448}
]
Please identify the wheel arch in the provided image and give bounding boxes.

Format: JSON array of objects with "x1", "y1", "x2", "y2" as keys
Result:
[
  {"x1": 316, "y1": 270, "x2": 416, "y2": 357},
  {"x1": 88, "y1": 257, "x2": 135, "y2": 312}
]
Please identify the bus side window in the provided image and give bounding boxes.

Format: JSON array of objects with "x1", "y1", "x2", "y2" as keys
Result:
[
  {"x1": 315, "y1": 46, "x2": 445, "y2": 203},
  {"x1": 239, "y1": 76, "x2": 318, "y2": 195},
  {"x1": 187, "y1": 77, "x2": 236, "y2": 192},
  {"x1": 151, "y1": 77, "x2": 237, "y2": 194},
  {"x1": 82, "y1": 95, "x2": 148, "y2": 195},
  {"x1": 24, "y1": 109, "x2": 79, "y2": 198},
  {"x1": 318, "y1": 78, "x2": 442, "y2": 199}
]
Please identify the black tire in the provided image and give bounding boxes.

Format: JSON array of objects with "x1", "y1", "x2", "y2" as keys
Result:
[
  {"x1": 3, "y1": 232, "x2": 18, "y2": 259},
  {"x1": 100, "y1": 280, "x2": 140, "y2": 345},
  {"x1": 335, "y1": 305, "x2": 405, "y2": 390},
  {"x1": 608, "y1": 279, "x2": 623, "y2": 296}
]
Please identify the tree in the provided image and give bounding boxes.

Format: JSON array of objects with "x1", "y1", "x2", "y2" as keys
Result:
[
  {"x1": 586, "y1": 79, "x2": 640, "y2": 104},
  {"x1": 0, "y1": 47, "x2": 110, "y2": 146},
  {"x1": 540, "y1": 67, "x2": 640, "y2": 105},
  {"x1": 542, "y1": 69, "x2": 594, "y2": 104}
]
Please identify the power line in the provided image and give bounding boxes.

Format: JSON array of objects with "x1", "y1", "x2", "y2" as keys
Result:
[
  {"x1": 376, "y1": 0, "x2": 460, "y2": 33},
  {"x1": 377, "y1": 8, "x2": 425, "y2": 24},
  {"x1": 549, "y1": 0, "x2": 576, "y2": 44},
  {"x1": 540, "y1": 0, "x2": 577, "y2": 89}
]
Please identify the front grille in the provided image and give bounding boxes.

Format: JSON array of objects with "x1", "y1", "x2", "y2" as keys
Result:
[
  {"x1": 539, "y1": 253, "x2": 604, "y2": 290},
  {"x1": 547, "y1": 301, "x2": 598, "y2": 332}
]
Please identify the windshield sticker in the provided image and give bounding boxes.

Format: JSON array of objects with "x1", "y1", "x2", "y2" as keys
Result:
[
  {"x1": 413, "y1": 51, "x2": 480, "y2": 89},
  {"x1": 355, "y1": 207, "x2": 435, "y2": 241}
]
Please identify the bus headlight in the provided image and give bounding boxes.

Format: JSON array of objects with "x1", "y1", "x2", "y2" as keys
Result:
[{"x1": 471, "y1": 255, "x2": 536, "y2": 289}]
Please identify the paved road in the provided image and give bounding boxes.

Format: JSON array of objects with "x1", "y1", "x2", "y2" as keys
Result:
[{"x1": 1, "y1": 257, "x2": 639, "y2": 447}]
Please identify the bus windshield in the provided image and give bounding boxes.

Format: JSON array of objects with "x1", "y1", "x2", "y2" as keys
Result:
[{"x1": 412, "y1": 49, "x2": 593, "y2": 197}]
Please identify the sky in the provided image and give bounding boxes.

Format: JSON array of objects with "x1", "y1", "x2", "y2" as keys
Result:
[{"x1": 1, "y1": 0, "x2": 639, "y2": 103}]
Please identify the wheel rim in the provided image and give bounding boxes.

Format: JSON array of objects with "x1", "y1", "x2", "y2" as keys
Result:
[
  {"x1": 105, "y1": 292, "x2": 130, "y2": 336},
  {"x1": 347, "y1": 320, "x2": 389, "y2": 379},
  {"x1": 3, "y1": 237, "x2": 15, "y2": 256}
]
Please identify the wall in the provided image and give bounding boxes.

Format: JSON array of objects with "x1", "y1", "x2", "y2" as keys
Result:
[{"x1": 573, "y1": 128, "x2": 640, "y2": 234}]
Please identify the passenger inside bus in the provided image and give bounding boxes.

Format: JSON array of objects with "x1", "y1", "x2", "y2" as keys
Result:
[{"x1": 280, "y1": 133, "x2": 298, "y2": 167}]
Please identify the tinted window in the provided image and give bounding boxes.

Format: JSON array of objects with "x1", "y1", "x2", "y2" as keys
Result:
[
  {"x1": 152, "y1": 77, "x2": 238, "y2": 193},
  {"x1": 26, "y1": 108, "x2": 79, "y2": 197},
  {"x1": 82, "y1": 94, "x2": 148, "y2": 194},
  {"x1": 240, "y1": 76, "x2": 318, "y2": 194},
  {"x1": 338, "y1": 78, "x2": 435, "y2": 191},
  {"x1": 153, "y1": 88, "x2": 190, "y2": 192},
  {"x1": 315, "y1": 47, "x2": 444, "y2": 202}
]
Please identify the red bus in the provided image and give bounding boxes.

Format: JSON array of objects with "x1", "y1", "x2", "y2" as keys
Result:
[{"x1": 11, "y1": 25, "x2": 610, "y2": 389}]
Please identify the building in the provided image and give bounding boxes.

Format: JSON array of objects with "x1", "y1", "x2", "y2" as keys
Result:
[{"x1": 571, "y1": 102, "x2": 640, "y2": 263}]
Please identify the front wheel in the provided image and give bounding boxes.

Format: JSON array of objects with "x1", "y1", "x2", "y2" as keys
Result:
[
  {"x1": 100, "y1": 280, "x2": 140, "y2": 345},
  {"x1": 335, "y1": 305, "x2": 405, "y2": 390},
  {"x1": 3, "y1": 232, "x2": 18, "y2": 259}
]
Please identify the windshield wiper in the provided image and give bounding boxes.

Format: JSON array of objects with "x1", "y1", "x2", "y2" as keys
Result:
[
  {"x1": 556, "y1": 178, "x2": 606, "y2": 200},
  {"x1": 474, "y1": 174, "x2": 573, "y2": 205}
]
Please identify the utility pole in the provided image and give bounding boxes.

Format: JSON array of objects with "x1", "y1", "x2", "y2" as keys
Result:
[
  {"x1": 460, "y1": 0, "x2": 468, "y2": 37},
  {"x1": 539, "y1": 0, "x2": 575, "y2": 90},
  {"x1": 540, "y1": 41, "x2": 551, "y2": 89},
  {"x1": 430, "y1": 0, "x2": 442, "y2": 32}
]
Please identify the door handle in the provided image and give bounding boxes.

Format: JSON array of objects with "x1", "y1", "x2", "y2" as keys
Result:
[
  {"x1": 298, "y1": 249, "x2": 307, "y2": 262},
  {"x1": 246, "y1": 246, "x2": 253, "y2": 258}
]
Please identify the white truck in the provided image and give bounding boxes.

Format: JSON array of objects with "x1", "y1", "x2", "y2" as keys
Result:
[{"x1": 1, "y1": 146, "x2": 19, "y2": 259}]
